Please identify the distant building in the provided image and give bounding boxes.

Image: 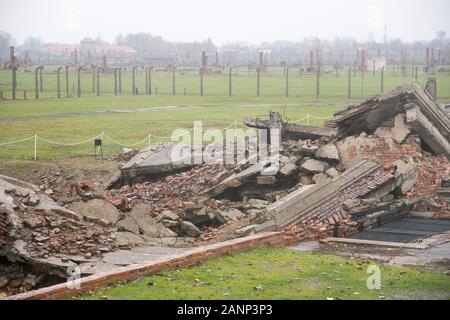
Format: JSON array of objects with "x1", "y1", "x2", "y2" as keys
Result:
[
  {"x1": 367, "y1": 56, "x2": 387, "y2": 71},
  {"x1": 40, "y1": 38, "x2": 136, "y2": 61}
]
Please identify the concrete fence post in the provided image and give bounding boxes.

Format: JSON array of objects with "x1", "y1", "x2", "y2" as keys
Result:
[
  {"x1": 200, "y1": 68, "x2": 204, "y2": 96},
  {"x1": 172, "y1": 66, "x2": 176, "y2": 96},
  {"x1": 145, "y1": 67, "x2": 149, "y2": 95},
  {"x1": 77, "y1": 66, "x2": 82, "y2": 97},
  {"x1": 114, "y1": 68, "x2": 119, "y2": 96},
  {"x1": 132, "y1": 66, "x2": 137, "y2": 95},
  {"x1": 65, "y1": 66, "x2": 69, "y2": 98},
  {"x1": 228, "y1": 67, "x2": 233, "y2": 96},
  {"x1": 39, "y1": 66, "x2": 43, "y2": 93},
  {"x1": 118, "y1": 68, "x2": 122, "y2": 94},
  {"x1": 35, "y1": 66, "x2": 43, "y2": 99},
  {"x1": 347, "y1": 66, "x2": 352, "y2": 99},
  {"x1": 285, "y1": 67, "x2": 290, "y2": 97},
  {"x1": 56, "y1": 67, "x2": 62, "y2": 98},
  {"x1": 316, "y1": 61, "x2": 320, "y2": 99},
  {"x1": 33, "y1": 134, "x2": 37, "y2": 161},
  {"x1": 96, "y1": 67, "x2": 104, "y2": 96},
  {"x1": 12, "y1": 66, "x2": 17, "y2": 100},
  {"x1": 91, "y1": 66, "x2": 96, "y2": 93},
  {"x1": 256, "y1": 67, "x2": 260, "y2": 97},
  {"x1": 148, "y1": 66, "x2": 153, "y2": 95}
]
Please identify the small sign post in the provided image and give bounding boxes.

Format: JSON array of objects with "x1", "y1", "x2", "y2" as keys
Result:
[{"x1": 94, "y1": 138, "x2": 103, "y2": 160}]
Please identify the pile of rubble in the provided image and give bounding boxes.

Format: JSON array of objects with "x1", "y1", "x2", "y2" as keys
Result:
[{"x1": 1, "y1": 82, "x2": 449, "y2": 295}]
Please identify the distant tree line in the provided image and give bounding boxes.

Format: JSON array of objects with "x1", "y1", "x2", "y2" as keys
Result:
[{"x1": 0, "y1": 30, "x2": 448, "y2": 66}]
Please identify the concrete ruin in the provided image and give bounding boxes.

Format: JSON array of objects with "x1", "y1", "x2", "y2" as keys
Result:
[
  {"x1": 325, "y1": 83, "x2": 450, "y2": 159},
  {"x1": 1, "y1": 82, "x2": 450, "y2": 297}
]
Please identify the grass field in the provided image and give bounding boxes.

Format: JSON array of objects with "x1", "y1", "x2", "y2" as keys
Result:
[
  {"x1": 0, "y1": 65, "x2": 449, "y2": 159},
  {"x1": 77, "y1": 248, "x2": 450, "y2": 300}
]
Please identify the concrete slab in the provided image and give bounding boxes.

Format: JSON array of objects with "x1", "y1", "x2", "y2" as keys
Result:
[
  {"x1": 120, "y1": 142, "x2": 195, "y2": 181},
  {"x1": 102, "y1": 246, "x2": 189, "y2": 266},
  {"x1": 322, "y1": 237, "x2": 428, "y2": 249},
  {"x1": 289, "y1": 241, "x2": 321, "y2": 251}
]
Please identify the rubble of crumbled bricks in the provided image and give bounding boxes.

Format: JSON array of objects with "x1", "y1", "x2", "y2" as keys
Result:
[
  {"x1": 14, "y1": 209, "x2": 118, "y2": 259},
  {"x1": 112, "y1": 164, "x2": 232, "y2": 216},
  {"x1": 2, "y1": 186, "x2": 118, "y2": 258},
  {"x1": 409, "y1": 154, "x2": 450, "y2": 198},
  {"x1": 0, "y1": 207, "x2": 12, "y2": 249}
]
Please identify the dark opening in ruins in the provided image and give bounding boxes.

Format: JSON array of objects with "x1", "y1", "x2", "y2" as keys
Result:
[
  {"x1": 0, "y1": 256, "x2": 65, "y2": 296},
  {"x1": 352, "y1": 217, "x2": 450, "y2": 243}
]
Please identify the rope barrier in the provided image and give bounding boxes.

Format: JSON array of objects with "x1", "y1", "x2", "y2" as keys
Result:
[
  {"x1": 0, "y1": 118, "x2": 332, "y2": 159},
  {"x1": 103, "y1": 134, "x2": 149, "y2": 147},
  {"x1": 0, "y1": 136, "x2": 34, "y2": 146},
  {"x1": 37, "y1": 133, "x2": 103, "y2": 146},
  {"x1": 309, "y1": 115, "x2": 332, "y2": 120},
  {"x1": 289, "y1": 116, "x2": 309, "y2": 123}
]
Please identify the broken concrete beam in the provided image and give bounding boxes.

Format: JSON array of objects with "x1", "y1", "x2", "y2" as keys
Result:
[
  {"x1": 393, "y1": 159, "x2": 418, "y2": 195},
  {"x1": 120, "y1": 142, "x2": 195, "y2": 182},
  {"x1": 404, "y1": 103, "x2": 450, "y2": 158},
  {"x1": 245, "y1": 111, "x2": 337, "y2": 141},
  {"x1": 244, "y1": 111, "x2": 283, "y2": 130},
  {"x1": 283, "y1": 123, "x2": 337, "y2": 140},
  {"x1": 244, "y1": 111, "x2": 283, "y2": 145},
  {"x1": 203, "y1": 160, "x2": 269, "y2": 197},
  {"x1": 261, "y1": 161, "x2": 394, "y2": 231}
]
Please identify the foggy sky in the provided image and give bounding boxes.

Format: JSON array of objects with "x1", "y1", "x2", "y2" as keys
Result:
[{"x1": 1, "y1": 0, "x2": 449, "y2": 45}]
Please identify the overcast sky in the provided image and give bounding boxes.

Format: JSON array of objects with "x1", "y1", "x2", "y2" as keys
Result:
[{"x1": 1, "y1": 0, "x2": 449, "y2": 45}]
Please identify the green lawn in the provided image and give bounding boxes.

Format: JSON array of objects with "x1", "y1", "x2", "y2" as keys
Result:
[
  {"x1": 0, "y1": 65, "x2": 449, "y2": 159},
  {"x1": 77, "y1": 248, "x2": 450, "y2": 300}
]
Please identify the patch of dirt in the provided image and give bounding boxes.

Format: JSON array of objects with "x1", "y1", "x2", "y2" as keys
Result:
[
  {"x1": 318, "y1": 242, "x2": 407, "y2": 258},
  {"x1": 391, "y1": 290, "x2": 450, "y2": 300},
  {"x1": 0, "y1": 157, "x2": 120, "y2": 198}
]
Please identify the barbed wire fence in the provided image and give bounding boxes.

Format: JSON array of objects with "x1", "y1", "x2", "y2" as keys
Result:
[{"x1": 1, "y1": 64, "x2": 448, "y2": 100}]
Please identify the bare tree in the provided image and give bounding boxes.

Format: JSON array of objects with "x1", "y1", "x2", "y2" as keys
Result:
[
  {"x1": 0, "y1": 30, "x2": 15, "y2": 60},
  {"x1": 437, "y1": 30, "x2": 447, "y2": 49}
]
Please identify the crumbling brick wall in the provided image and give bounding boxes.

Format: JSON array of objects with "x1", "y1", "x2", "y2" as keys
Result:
[
  {"x1": 409, "y1": 154, "x2": 450, "y2": 198},
  {"x1": 0, "y1": 207, "x2": 12, "y2": 249},
  {"x1": 337, "y1": 133, "x2": 422, "y2": 168},
  {"x1": 337, "y1": 133, "x2": 449, "y2": 198}
]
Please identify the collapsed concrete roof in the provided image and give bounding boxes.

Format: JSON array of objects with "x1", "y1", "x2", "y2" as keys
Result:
[
  {"x1": 256, "y1": 159, "x2": 417, "y2": 232},
  {"x1": 325, "y1": 83, "x2": 450, "y2": 158},
  {"x1": 245, "y1": 111, "x2": 338, "y2": 141}
]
